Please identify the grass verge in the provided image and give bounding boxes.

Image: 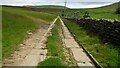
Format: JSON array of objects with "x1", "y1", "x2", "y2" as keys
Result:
[
  {"x1": 63, "y1": 19, "x2": 119, "y2": 67},
  {"x1": 2, "y1": 11, "x2": 37, "y2": 58}
]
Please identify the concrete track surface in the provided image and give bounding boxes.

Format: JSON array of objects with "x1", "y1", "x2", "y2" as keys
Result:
[{"x1": 59, "y1": 17, "x2": 95, "y2": 67}]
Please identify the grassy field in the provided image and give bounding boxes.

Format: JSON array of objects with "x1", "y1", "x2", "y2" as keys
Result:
[
  {"x1": 63, "y1": 19, "x2": 120, "y2": 67},
  {"x1": 22, "y1": 5, "x2": 69, "y2": 15},
  {"x1": 2, "y1": 11, "x2": 37, "y2": 58},
  {"x1": 68, "y1": 4, "x2": 118, "y2": 20},
  {"x1": 65, "y1": 2, "x2": 120, "y2": 20},
  {"x1": 22, "y1": 5, "x2": 68, "y2": 15},
  {"x1": 3, "y1": 6, "x2": 56, "y2": 22},
  {"x1": 23, "y1": 2, "x2": 120, "y2": 20},
  {"x1": 38, "y1": 19, "x2": 65, "y2": 67},
  {"x1": 2, "y1": 6, "x2": 56, "y2": 59}
]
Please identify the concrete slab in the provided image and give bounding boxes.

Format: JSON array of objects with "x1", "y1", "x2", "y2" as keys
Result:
[
  {"x1": 19, "y1": 55, "x2": 41, "y2": 66},
  {"x1": 29, "y1": 49, "x2": 47, "y2": 55},
  {"x1": 77, "y1": 63, "x2": 93, "y2": 66},
  {"x1": 65, "y1": 39, "x2": 79, "y2": 48},
  {"x1": 71, "y1": 48, "x2": 91, "y2": 63},
  {"x1": 77, "y1": 63, "x2": 95, "y2": 68},
  {"x1": 59, "y1": 17, "x2": 94, "y2": 67}
]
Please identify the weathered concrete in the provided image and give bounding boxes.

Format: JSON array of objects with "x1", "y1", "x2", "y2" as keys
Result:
[
  {"x1": 59, "y1": 16, "x2": 94, "y2": 67},
  {"x1": 64, "y1": 39, "x2": 79, "y2": 48}
]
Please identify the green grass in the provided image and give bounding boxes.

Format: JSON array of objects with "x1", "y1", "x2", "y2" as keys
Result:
[
  {"x1": 25, "y1": 2, "x2": 120, "y2": 20},
  {"x1": 22, "y1": 5, "x2": 69, "y2": 15},
  {"x1": 2, "y1": 11, "x2": 37, "y2": 58},
  {"x1": 38, "y1": 57, "x2": 64, "y2": 67},
  {"x1": 3, "y1": 2, "x2": 119, "y2": 20},
  {"x1": 2, "y1": 6, "x2": 56, "y2": 22},
  {"x1": 63, "y1": 19, "x2": 119, "y2": 67},
  {"x1": 46, "y1": 19, "x2": 64, "y2": 57},
  {"x1": 2, "y1": 6, "x2": 56, "y2": 59},
  {"x1": 38, "y1": 19, "x2": 65, "y2": 66},
  {"x1": 47, "y1": 25, "x2": 60, "y2": 56},
  {"x1": 64, "y1": 2, "x2": 120, "y2": 20}
]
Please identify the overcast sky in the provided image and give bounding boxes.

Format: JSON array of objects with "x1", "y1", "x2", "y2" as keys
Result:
[{"x1": 1, "y1": 0, "x2": 120, "y2": 8}]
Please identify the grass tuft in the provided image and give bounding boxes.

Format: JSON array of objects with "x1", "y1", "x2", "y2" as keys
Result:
[{"x1": 38, "y1": 57, "x2": 64, "y2": 67}]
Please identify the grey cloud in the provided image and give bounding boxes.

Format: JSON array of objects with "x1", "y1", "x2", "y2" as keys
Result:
[
  {"x1": 76, "y1": 2, "x2": 112, "y2": 5},
  {"x1": 37, "y1": 0, "x2": 119, "y2": 2},
  {"x1": 1, "y1": 0, "x2": 119, "y2": 7}
]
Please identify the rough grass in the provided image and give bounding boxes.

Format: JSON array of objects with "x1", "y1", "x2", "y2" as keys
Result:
[
  {"x1": 47, "y1": 25, "x2": 60, "y2": 56},
  {"x1": 38, "y1": 57, "x2": 64, "y2": 67},
  {"x1": 65, "y1": 2, "x2": 120, "y2": 20},
  {"x1": 63, "y1": 19, "x2": 119, "y2": 67},
  {"x1": 12, "y1": 2, "x2": 119, "y2": 20},
  {"x1": 66, "y1": 9, "x2": 119, "y2": 20},
  {"x1": 3, "y1": 2, "x2": 119, "y2": 20},
  {"x1": 24, "y1": 2, "x2": 120, "y2": 20},
  {"x1": 2, "y1": 6, "x2": 56, "y2": 59},
  {"x1": 38, "y1": 19, "x2": 65, "y2": 66},
  {"x1": 2, "y1": 11, "x2": 37, "y2": 58},
  {"x1": 2, "y1": 6, "x2": 56, "y2": 22}
]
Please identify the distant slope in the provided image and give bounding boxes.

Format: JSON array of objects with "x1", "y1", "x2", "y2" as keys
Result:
[
  {"x1": 2, "y1": 2, "x2": 119, "y2": 20},
  {"x1": 66, "y1": 2, "x2": 120, "y2": 20},
  {"x1": 86, "y1": 2, "x2": 120, "y2": 20},
  {"x1": 22, "y1": 5, "x2": 69, "y2": 15},
  {"x1": 19, "y1": 2, "x2": 120, "y2": 20},
  {"x1": 25, "y1": 5, "x2": 69, "y2": 9},
  {"x1": 84, "y1": 2, "x2": 119, "y2": 13},
  {"x1": 95, "y1": 2, "x2": 119, "y2": 11},
  {"x1": 3, "y1": 6, "x2": 56, "y2": 22}
]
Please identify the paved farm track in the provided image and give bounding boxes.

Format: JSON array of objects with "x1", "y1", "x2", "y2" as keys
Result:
[
  {"x1": 3, "y1": 16, "x2": 100, "y2": 68},
  {"x1": 3, "y1": 17, "x2": 58, "y2": 67}
]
